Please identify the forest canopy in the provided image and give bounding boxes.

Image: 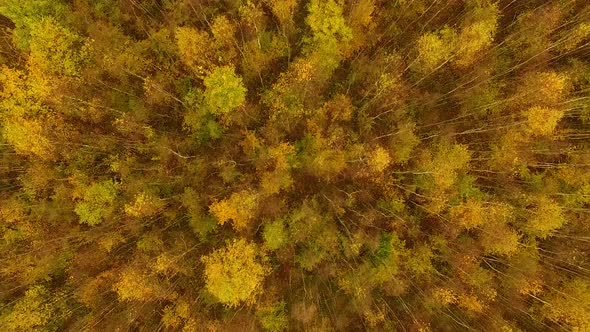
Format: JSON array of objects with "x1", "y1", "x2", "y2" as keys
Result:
[{"x1": 1, "y1": 0, "x2": 590, "y2": 331}]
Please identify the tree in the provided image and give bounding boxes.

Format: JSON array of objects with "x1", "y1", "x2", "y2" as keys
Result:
[
  {"x1": 257, "y1": 301, "x2": 288, "y2": 332},
  {"x1": 211, "y1": 16, "x2": 238, "y2": 64},
  {"x1": 0, "y1": 0, "x2": 69, "y2": 49},
  {"x1": 113, "y1": 267, "x2": 166, "y2": 301},
  {"x1": 0, "y1": 66, "x2": 56, "y2": 160},
  {"x1": 454, "y1": 2, "x2": 499, "y2": 68},
  {"x1": 203, "y1": 66, "x2": 247, "y2": 116},
  {"x1": 523, "y1": 106, "x2": 564, "y2": 137},
  {"x1": 124, "y1": 192, "x2": 164, "y2": 218},
  {"x1": 263, "y1": 219, "x2": 287, "y2": 250},
  {"x1": 175, "y1": 27, "x2": 216, "y2": 77},
  {"x1": 541, "y1": 278, "x2": 590, "y2": 330},
  {"x1": 209, "y1": 190, "x2": 259, "y2": 231},
  {"x1": 28, "y1": 17, "x2": 92, "y2": 76},
  {"x1": 304, "y1": 0, "x2": 352, "y2": 71},
  {"x1": 264, "y1": 0, "x2": 299, "y2": 37},
  {"x1": 74, "y1": 180, "x2": 119, "y2": 226},
  {"x1": 0, "y1": 285, "x2": 63, "y2": 331},
  {"x1": 414, "y1": 27, "x2": 457, "y2": 74},
  {"x1": 201, "y1": 239, "x2": 270, "y2": 307},
  {"x1": 524, "y1": 196, "x2": 566, "y2": 239}
]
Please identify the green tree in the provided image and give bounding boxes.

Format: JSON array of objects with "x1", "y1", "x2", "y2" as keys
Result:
[
  {"x1": 203, "y1": 66, "x2": 247, "y2": 116},
  {"x1": 29, "y1": 17, "x2": 92, "y2": 76},
  {"x1": 74, "y1": 180, "x2": 119, "y2": 226},
  {"x1": 257, "y1": 301, "x2": 289, "y2": 332},
  {"x1": 0, "y1": 0, "x2": 69, "y2": 49}
]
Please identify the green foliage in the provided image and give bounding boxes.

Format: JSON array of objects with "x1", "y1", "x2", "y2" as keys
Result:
[
  {"x1": 257, "y1": 301, "x2": 289, "y2": 332},
  {"x1": 0, "y1": 0, "x2": 69, "y2": 49},
  {"x1": 136, "y1": 234, "x2": 164, "y2": 252},
  {"x1": 304, "y1": 0, "x2": 352, "y2": 71},
  {"x1": 306, "y1": 0, "x2": 352, "y2": 47},
  {"x1": 263, "y1": 219, "x2": 287, "y2": 250},
  {"x1": 203, "y1": 66, "x2": 247, "y2": 115},
  {"x1": 29, "y1": 17, "x2": 91, "y2": 76},
  {"x1": 372, "y1": 232, "x2": 394, "y2": 265},
  {"x1": 74, "y1": 180, "x2": 119, "y2": 226}
]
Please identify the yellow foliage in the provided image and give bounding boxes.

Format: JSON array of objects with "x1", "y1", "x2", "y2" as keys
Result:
[
  {"x1": 268, "y1": 142, "x2": 296, "y2": 170},
  {"x1": 519, "y1": 279, "x2": 543, "y2": 296},
  {"x1": 450, "y1": 199, "x2": 486, "y2": 229},
  {"x1": 240, "y1": 130, "x2": 261, "y2": 155},
  {"x1": 265, "y1": 0, "x2": 299, "y2": 35},
  {"x1": 2, "y1": 117, "x2": 55, "y2": 160},
  {"x1": 98, "y1": 231, "x2": 126, "y2": 253},
  {"x1": 162, "y1": 298, "x2": 191, "y2": 329},
  {"x1": 363, "y1": 309, "x2": 385, "y2": 328},
  {"x1": 455, "y1": 3, "x2": 499, "y2": 67},
  {"x1": 260, "y1": 169, "x2": 293, "y2": 196},
  {"x1": 489, "y1": 130, "x2": 527, "y2": 171},
  {"x1": 433, "y1": 288, "x2": 457, "y2": 305},
  {"x1": 427, "y1": 144, "x2": 471, "y2": 190},
  {"x1": 1, "y1": 285, "x2": 54, "y2": 331},
  {"x1": 458, "y1": 293, "x2": 484, "y2": 313},
  {"x1": 124, "y1": 192, "x2": 163, "y2": 218},
  {"x1": 201, "y1": 239, "x2": 269, "y2": 307},
  {"x1": 366, "y1": 146, "x2": 391, "y2": 173},
  {"x1": 527, "y1": 196, "x2": 566, "y2": 239},
  {"x1": 416, "y1": 27, "x2": 457, "y2": 73},
  {"x1": 113, "y1": 268, "x2": 163, "y2": 301},
  {"x1": 209, "y1": 190, "x2": 259, "y2": 230},
  {"x1": 175, "y1": 27, "x2": 215, "y2": 77},
  {"x1": 542, "y1": 279, "x2": 590, "y2": 330},
  {"x1": 28, "y1": 17, "x2": 92, "y2": 76},
  {"x1": 523, "y1": 106, "x2": 564, "y2": 137},
  {"x1": 519, "y1": 71, "x2": 568, "y2": 107},
  {"x1": 211, "y1": 16, "x2": 238, "y2": 64},
  {"x1": 0, "y1": 66, "x2": 56, "y2": 160},
  {"x1": 481, "y1": 222, "x2": 520, "y2": 257},
  {"x1": 559, "y1": 23, "x2": 590, "y2": 53}
]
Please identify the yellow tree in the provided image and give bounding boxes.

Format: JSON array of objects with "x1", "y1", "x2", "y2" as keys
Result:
[
  {"x1": 209, "y1": 190, "x2": 259, "y2": 231},
  {"x1": 0, "y1": 285, "x2": 62, "y2": 331},
  {"x1": 415, "y1": 27, "x2": 457, "y2": 74},
  {"x1": 523, "y1": 106, "x2": 564, "y2": 137},
  {"x1": 201, "y1": 239, "x2": 270, "y2": 307},
  {"x1": 542, "y1": 278, "x2": 590, "y2": 330},
  {"x1": 525, "y1": 196, "x2": 566, "y2": 239},
  {"x1": 454, "y1": 2, "x2": 499, "y2": 68},
  {"x1": 113, "y1": 267, "x2": 167, "y2": 301},
  {"x1": 175, "y1": 27, "x2": 216, "y2": 77}
]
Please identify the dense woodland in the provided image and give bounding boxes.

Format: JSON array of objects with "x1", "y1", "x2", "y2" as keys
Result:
[{"x1": 0, "y1": 0, "x2": 590, "y2": 331}]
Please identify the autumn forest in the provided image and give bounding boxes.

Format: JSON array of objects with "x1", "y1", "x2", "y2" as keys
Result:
[{"x1": 1, "y1": 0, "x2": 590, "y2": 331}]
